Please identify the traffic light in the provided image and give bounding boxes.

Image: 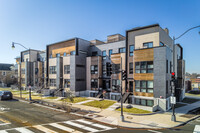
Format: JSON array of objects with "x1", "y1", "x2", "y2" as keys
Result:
[
  {"x1": 122, "y1": 70, "x2": 127, "y2": 80},
  {"x1": 171, "y1": 72, "x2": 175, "y2": 81},
  {"x1": 106, "y1": 62, "x2": 112, "y2": 76}
]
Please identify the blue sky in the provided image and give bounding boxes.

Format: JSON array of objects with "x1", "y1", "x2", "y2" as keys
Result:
[{"x1": 0, "y1": 0, "x2": 199, "y2": 73}]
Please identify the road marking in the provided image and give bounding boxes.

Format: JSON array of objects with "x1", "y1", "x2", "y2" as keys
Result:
[
  {"x1": 15, "y1": 127, "x2": 34, "y2": 133},
  {"x1": 64, "y1": 121, "x2": 99, "y2": 132},
  {"x1": 76, "y1": 119, "x2": 113, "y2": 130},
  {"x1": 49, "y1": 123, "x2": 76, "y2": 132},
  {"x1": 0, "y1": 130, "x2": 8, "y2": 133},
  {"x1": 148, "y1": 130, "x2": 163, "y2": 133},
  {"x1": 194, "y1": 125, "x2": 200, "y2": 133},
  {"x1": 33, "y1": 125, "x2": 58, "y2": 133}
]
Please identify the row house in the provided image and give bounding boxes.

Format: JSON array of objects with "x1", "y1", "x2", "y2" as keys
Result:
[{"x1": 16, "y1": 24, "x2": 185, "y2": 111}]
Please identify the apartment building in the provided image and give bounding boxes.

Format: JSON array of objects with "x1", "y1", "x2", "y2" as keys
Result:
[
  {"x1": 46, "y1": 38, "x2": 90, "y2": 96},
  {"x1": 0, "y1": 63, "x2": 15, "y2": 87},
  {"x1": 16, "y1": 24, "x2": 185, "y2": 111},
  {"x1": 18, "y1": 49, "x2": 46, "y2": 89}
]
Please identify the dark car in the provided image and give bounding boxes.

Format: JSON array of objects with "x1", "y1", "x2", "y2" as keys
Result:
[{"x1": 0, "y1": 91, "x2": 13, "y2": 100}]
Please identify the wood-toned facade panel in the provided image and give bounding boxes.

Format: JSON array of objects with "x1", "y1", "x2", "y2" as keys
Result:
[
  {"x1": 134, "y1": 48, "x2": 154, "y2": 62},
  {"x1": 133, "y1": 91, "x2": 154, "y2": 97},
  {"x1": 133, "y1": 73, "x2": 154, "y2": 81},
  {"x1": 52, "y1": 46, "x2": 75, "y2": 58}
]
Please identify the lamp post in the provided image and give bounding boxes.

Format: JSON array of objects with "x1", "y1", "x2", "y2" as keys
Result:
[
  {"x1": 171, "y1": 25, "x2": 200, "y2": 122},
  {"x1": 12, "y1": 42, "x2": 31, "y2": 100}
]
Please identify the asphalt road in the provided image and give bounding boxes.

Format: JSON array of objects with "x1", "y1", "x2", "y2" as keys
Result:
[{"x1": 0, "y1": 99, "x2": 199, "y2": 133}]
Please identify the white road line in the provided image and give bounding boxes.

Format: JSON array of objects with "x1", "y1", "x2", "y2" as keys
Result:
[
  {"x1": 0, "y1": 123, "x2": 11, "y2": 126},
  {"x1": 148, "y1": 130, "x2": 163, "y2": 133},
  {"x1": 194, "y1": 125, "x2": 200, "y2": 133},
  {"x1": 64, "y1": 121, "x2": 99, "y2": 132},
  {"x1": 76, "y1": 119, "x2": 113, "y2": 130},
  {"x1": 33, "y1": 125, "x2": 58, "y2": 133},
  {"x1": 49, "y1": 123, "x2": 76, "y2": 132},
  {"x1": 0, "y1": 130, "x2": 8, "y2": 133},
  {"x1": 15, "y1": 127, "x2": 34, "y2": 133}
]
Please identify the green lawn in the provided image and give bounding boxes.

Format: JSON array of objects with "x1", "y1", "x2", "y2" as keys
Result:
[
  {"x1": 116, "y1": 107, "x2": 152, "y2": 114},
  {"x1": 83, "y1": 100, "x2": 116, "y2": 109},
  {"x1": 185, "y1": 93, "x2": 200, "y2": 97},
  {"x1": 44, "y1": 97, "x2": 58, "y2": 100},
  {"x1": 182, "y1": 97, "x2": 200, "y2": 104},
  {"x1": 60, "y1": 97, "x2": 88, "y2": 103}
]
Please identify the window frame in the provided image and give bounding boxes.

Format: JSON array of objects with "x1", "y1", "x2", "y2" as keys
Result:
[
  {"x1": 64, "y1": 79, "x2": 70, "y2": 88},
  {"x1": 143, "y1": 42, "x2": 153, "y2": 48},
  {"x1": 129, "y1": 45, "x2": 134, "y2": 56},
  {"x1": 135, "y1": 61, "x2": 153, "y2": 73},
  {"x1": 135, "y1": 80, "x2": 154, "y2": 93},
  {"x1": 109, "y1": 49, "x2": 113, "y2": 57},
  {"x1": 49, "y1": 66, "x2": 56, "y2": 74},
  {"x1": 91, "y1": 79, "x2": 98, "y2": 88},
  {"x1": 64, "y1": 65, "x2": 70, "y2": 74},
  {"x1": 102, "y1": 50, "x2": 106, "y2": 60},
  {"x1": 129, "y1": 62, "x2": 133, "y2": 74},
  {"x1": 119, "y1": 47, "x2": 126, "y2": 53},
  {"x1": 91, "y1": 65, "x2": 98, "y2": 74}
]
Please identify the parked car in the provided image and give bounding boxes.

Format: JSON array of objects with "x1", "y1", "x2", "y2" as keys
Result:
[{"x1": 0, "y1": 91, "x2": 13, "y2": 100}]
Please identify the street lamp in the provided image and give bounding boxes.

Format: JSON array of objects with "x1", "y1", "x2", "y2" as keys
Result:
[
  {"x1": 11, "y1": 42, "x2": 31, "y2": 100},
  {"x1": 171, "y1": 25, "x2": 200, "y2": 122}
]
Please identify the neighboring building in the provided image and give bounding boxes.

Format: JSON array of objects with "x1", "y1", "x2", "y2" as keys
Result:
[
  {"x1": 191, "y1": 77, "x2": 200, "y2": 90},
  {"x1": 15, "y1": 24, "x2": 185, "y2": 112},
  {"x1": 0, "y1": 63, "x2": 16, "y2": 87}
]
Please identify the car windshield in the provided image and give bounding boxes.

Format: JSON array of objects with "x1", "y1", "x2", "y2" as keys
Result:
[{"x1": 0, "y1": 91, "x2": 3, "y2": 95}]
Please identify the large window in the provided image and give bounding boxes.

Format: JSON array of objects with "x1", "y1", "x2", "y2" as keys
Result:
[
  {"x1": 109, "y1": 49, "x2": 113, "y2": 57},
  {"x1": 135, "y1": 98, "x2": 154, "y2": 107},
  {"x1": 50, "y1": 66, "x2": 56, "y2": 74},
  {"x1": 160, "y1": 42, "x2": 164, "y2": 46},
  {"x1": 70, "y1": 51, "x2": 75, "y2": 55},
  {"x1": 166, "y1": 60, "x2": 168, "y2": 73},
  {"x1": 129, "y1": 45, "x2": 134, "y2": 56},
  {"x1": 50, "y1": 79, "x2": 56, "y2": 87},
  {"x1": 56, "y1": 53, "x2": 60, "y2": 57},
  {"x1": 135, "y1": 80, "x2": 153, "y2": 93},
  {"x1": 63, "y1": 52, "x2": 67, "y2": 56},
  {"x1": 143, "y1": 42, "x2": 153, "y2": 48},
  {"x1": 2, "y1": 71, "x2": 6, "y2": 76},
  {"x1": 91, "y1": 79, "x2": 98, "y2": 88},
  {"x1": 21, "y1": 69, "x2": 25, "y2": 74},
  {"x1": 64, "y1": 79, "x2": 70, "y2": 88},
  {"x1": 135, "y1": 61, "x2": 153, "y2": 73},
  {"x1": 102, "y1": 51, "x2": 106, "y2": 60},
  {"x1": 103, "y1": 64, "x2": 106, "y2": 75},
  {"x1": 129, "y1": 63, "x2": 133, "y2": 74},
  {"x1": 64, "y1": 65, "x2": 70, "y2": 74},
  {"x1": 119, "y1": 47, "x2": 126, "y2": 53},
  {"x1": 112, "y1": 64, "x2": 120, "y2": 74},
  {"x1": 91, "y1": 65, "x2": 98, "y2": 74},
  {"x1": 112, "y1": 79, "x2": 120, "y2": 90}
]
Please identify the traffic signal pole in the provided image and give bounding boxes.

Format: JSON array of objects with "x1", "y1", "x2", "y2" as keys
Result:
[
  {"x1": 120, "y1": 57, "x2": 124, "y2": 122},
  {"x1": 171, "y1": 72, "x2": 176, "y2": 122}
]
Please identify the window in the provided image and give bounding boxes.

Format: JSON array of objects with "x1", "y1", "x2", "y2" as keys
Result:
[
  {"x1": 112, "y1": 79, "x2": 120, "y2": 90},
  {"x1": 135, "y1": 61, "x2": 153, "y2": 73},
  {"x1": 109, "y1": 49, "x2": 113, "y2": 57},
  {"x1": 112, "y1": 64, "x2": 120, "y2": 74},
  {"x1": 166, "y1": 60, "x2": 168, "y2": 73},
  {"x1": 35, "y1": 68, "x2": 38, "y2": 74},
  {"x1": 160, "y1": 42, "x2": 164, "y2": 46},
  {"x1": 143, "y1": 42, "x2": 153, "y2": 48},
  {"x1": 129, "y1": 45, "x2": 134, "y2": 56},
  {"x1": 49, "y1": 54, "x2": 52, "y2": 58},
  {"x1": 135, "y1": 98, "x2": 154, "y2": 107},
  {"x1": 21, "y1": 69, "x2": 25, "y2": 74},
  {"x1": 50, "y1": 79, "x2": 56, "y2": 87},
  {"x1": 91, "y1": 79, "x2": 98, "y2": 88},
  {"x1": 129, "y1": 81, "x2": 133, "y2": 92},
  {"x1": 102, "y1": 51, "x2": 106, "y2": 60},
  {"x1": 166, "y1": 80, "x2": 168, "y2": 94},
  {"x1": 103, "y1": 64, "x2": 106, "y2": 75},
  {"x1": 50, "y1": 66, "x2": 56, "y2": 74},
  {"x1": 2, "y1": 72, "x2": 6, "y2": 76},
  {"x1": 135, "y1": 80, "x2": 154, "y2": 93},
  {"x1": 56, "y1": 53, "x2": 60, "y2": 57},
  {"x1": 64, "y1": 79, "x2": 70, "y2": 88},
  {"x1": 170, "y1": 61, "x2": 172, "y2": 73},
  {"x1": 92, "y1": 51, "x2": 98, "y2": 56},
  {"x1": 64, "y1": 65, "x2": 70, "y2": 74},
  {"x1": 70, "y1": 51, "x2": 76, "y2": 55},
  {"x1": 129, "y1": 63, "x2": 133, "y2": 74},
  {"x1": 21, "y1": 78, "x2": 25, "y2": 84},
  {"x1": 63, "y1": 52, "x2": 67, "y2": 56},
  {"x1": 91, "y1": 65, "x2": 98, "y2": 74},
  {"x1": 119, "y1": 47, "x2": 126, "y2": 53}
]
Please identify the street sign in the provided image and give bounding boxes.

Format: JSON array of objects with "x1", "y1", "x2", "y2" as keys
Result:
[{"x1": 170, "y1": 96, "x2": 176, "y2": 104}]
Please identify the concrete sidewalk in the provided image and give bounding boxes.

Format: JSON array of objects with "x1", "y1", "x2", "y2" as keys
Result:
[{"x1": 37, "y1": 97, "x2": 200, "y2": 129}]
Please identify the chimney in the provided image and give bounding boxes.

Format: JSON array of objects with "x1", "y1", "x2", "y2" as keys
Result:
[{"x1": 164, "y1": 28, "x2": 169, "y2": 35}]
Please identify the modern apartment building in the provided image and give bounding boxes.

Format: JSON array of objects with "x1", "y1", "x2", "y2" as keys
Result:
[
  {"x1": 0, "y1": 63, "x2": 15, "y2": 87},
  {"x1": 16, "y1": 24, "x2": 185, "y2": 111}
]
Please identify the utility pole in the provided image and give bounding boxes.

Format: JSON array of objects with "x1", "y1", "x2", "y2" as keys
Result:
[
  {"x1": 120, "y1": 57, "x2": 124, "y2": 122},
  {"x1": 171, "y1": 72, "x2": 176, "y2": 122}
]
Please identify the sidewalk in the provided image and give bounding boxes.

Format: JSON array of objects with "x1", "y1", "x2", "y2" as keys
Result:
[{"x1": 36, "y1": 97, "x2": 200, "y2": 129}]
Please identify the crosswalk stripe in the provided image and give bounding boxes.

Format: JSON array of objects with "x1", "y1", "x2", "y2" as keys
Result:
[
  {"x1": 64, "y1": 121, "x2": 99, "y2": 132},
  {"x1": 49, "y1": 123, "x2": 76, "y2": 132},
  {"x1": 0, "y1": 130, "x2": 8, "y2": 133},
  {"x1": 148, "y1": 130, "x2": 163, "y2": 133},
  {"x1": 33, "y1": 125, "x2": 58, "y2": 133},
  {"x1": 15, "y1": 127, "x2": 34, "y2": 133},
  {"x1": 76, "y1": 119, "x2": 113, "y2": 130}
]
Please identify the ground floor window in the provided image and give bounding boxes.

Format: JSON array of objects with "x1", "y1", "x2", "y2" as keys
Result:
[
  {"x1": 135, "y1": 80, "x2": 153, "y2": 93},
  {"x1": 111, "y1": 95, "x2": 120, "y2": 101},
  {"x1": 112, "y1": 79, "x2": 120, "y2": 90},
  {"x1": 50, "y1": 79, "x2": 56, "y2": 87},
  {"x1": 64, "y1": 79, "x2": 70, "y2": 88},
  {"x1": 91, "y1": 79, "x2": 98, "y2": 88},
  {"x1": 135, "y1": 98, "x2": 154, "y2": 107}
]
